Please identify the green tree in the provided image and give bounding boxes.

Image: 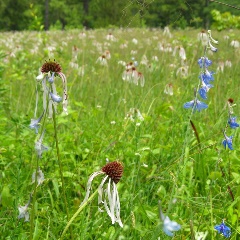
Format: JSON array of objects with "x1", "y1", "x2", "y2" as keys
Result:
[{"x1": 0, "y1": 0, "x2": 29, "y2": 30}]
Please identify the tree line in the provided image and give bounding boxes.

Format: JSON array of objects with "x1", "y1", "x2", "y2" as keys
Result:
[{"x1": 0, "y1": 0, "x2": 239, "y2": 31}]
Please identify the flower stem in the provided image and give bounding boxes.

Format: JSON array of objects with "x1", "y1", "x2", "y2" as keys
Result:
[
  {"x1": 60, "y1": 189, "x2": 98, "y2": 239},
  {"x1": 29, "y1": 157, "x2": 39, "y2": 239},
  {"x1": 52, "y1": 105, "x2": 73, "y2": 239}
]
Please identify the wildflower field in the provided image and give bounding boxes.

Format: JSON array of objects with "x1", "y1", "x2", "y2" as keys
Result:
[{"x1": 0, "y1": 28, "x2": 240, "y2": 239}]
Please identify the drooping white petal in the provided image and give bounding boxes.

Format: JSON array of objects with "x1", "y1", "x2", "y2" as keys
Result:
[
  {"x1": 58, "y1": 72, "x2": 68, "y2": 115},
  {"x1": 36, "y1": 73, "x2": 45, "y2": 81},
  {"x1": 48, "y1": 101, "x2": 53, "y2": 118},
  {"x1": 208, "y1": 40, "x2": 217, "y2": 52},
  {"x1": 34, "y1": 85, "x2": 38, "y2": 118},
  {"x1": 103, "y1": 179, "x2": 123, "y2": 227},
  {"x1": 52, "y1": 82, "x2": 57, "y2": 95},
  {"x1": 113, "y1": 182, "x2": 123, "y2": 227},
  {"x1": 207, "y1": 30, "x2": 218, "y2": 44},
  {"x1": 42, "y1": 79, "x2": 47, "y2": 111},
  {"x1": 80, "y1": 171, "x2": 104, "y2": 206},
  {"x1": 98, "y1": 175, "x2": 108, "y2": 212},
  {"x1": 107, "y1": 178, "x2": 115, "y2": 222}
]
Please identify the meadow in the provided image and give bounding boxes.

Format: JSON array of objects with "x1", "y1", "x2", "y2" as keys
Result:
[{"x1": 0, "y1": 28, "x2": 240, "y2": 239}]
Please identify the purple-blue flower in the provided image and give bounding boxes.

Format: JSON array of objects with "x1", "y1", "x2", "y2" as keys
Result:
[
  {"x1": 199, "y1": 82, "x2": 213, "y2": 99},
  {"x1": 199, "y1": 70, "x2": 214, "y2": 84},
  {"x1": 47, "y1": 72, "x2": 55, "y2": 84},
  {"x1": 198, "y1": 57, "x2": 212, "y2": 68},
  {"x1": 228, "y1": 116, "x2": 239, "y2": 129},
  {"x1": 49, "y1": 92, "x2": 62, "y2": 103},
  {"x1": 199, "y1": 88, "x2": 207, "y2": 99},
  {"x1": 159, "y1": 201, "x2": 181, "y2": 237},
  {"x1": 29, "y1": 111, "x2": 44, "y2": 134},
  {"x1": 214, "y1": 221, "x2": 231, "y2": 238},
  {"x1": 183, "y1": 99, "x2": 208, "y2": 112},
  {"x1": 222, "y1": 133, "x2": 233, "y2": 150}
]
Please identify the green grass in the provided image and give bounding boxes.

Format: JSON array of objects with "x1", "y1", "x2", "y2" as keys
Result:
[{"x1": 0, "y1": 28, "x2": 240, "y2": 239}]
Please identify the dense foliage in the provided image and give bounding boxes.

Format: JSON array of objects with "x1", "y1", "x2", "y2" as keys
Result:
[
  {"x1": 0, "y1": 0, "x2": 240, "y2": 30},
  {"x1": 0, "y1": 28, "x2": 240, "y2": 239}
]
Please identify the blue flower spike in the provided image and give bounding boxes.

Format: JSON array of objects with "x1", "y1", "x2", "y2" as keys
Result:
[
  {"x1": 214, "y1": 220, "x2": 231, "y2": 238},
  {"x1": 183, "y1": 99, "x2": 208, "y2": 112},
  {"x1": 222, "y1": 132, "x2": 233, "y2": 150},
  {"x1": 198, "y1": 81, "x2": 213, "y2": 100},
  {"x1": 199, "y1": 70, "x2": 215, "y2": 85},
  {"x1": 198, "y1": 57, "x2": 212, "y2": 68},
  {"x1": 228, "y1": 116, "x2": 239, "y2": 129}
]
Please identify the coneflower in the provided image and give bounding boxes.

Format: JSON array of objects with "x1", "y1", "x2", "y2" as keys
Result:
[
  {"x1": 36, "y1": 60, "x2": 68, "y2": 116},
  {"x1": 81, "y1": 161, "x2": 124, "y2": 227}
]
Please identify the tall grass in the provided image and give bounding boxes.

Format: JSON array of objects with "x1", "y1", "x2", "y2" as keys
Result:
[{"x1": 0, "y1": 28, "x2": 240, "y2": 239}]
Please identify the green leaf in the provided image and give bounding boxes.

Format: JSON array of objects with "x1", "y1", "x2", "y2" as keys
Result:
[{"x1": 1, "y1": 186, "x2": 13, "y2": 207}]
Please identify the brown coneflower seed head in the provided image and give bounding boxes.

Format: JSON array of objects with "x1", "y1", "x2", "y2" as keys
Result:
[
  {"x1": 102, "y1": 161, "x2": 123, "y2": 184},
  {"x1": 41, "y1": 60, "x2": 62, "y2": 73},
  {"x1": 228, "y1": 98, "x2": 234, "y2": 104}
]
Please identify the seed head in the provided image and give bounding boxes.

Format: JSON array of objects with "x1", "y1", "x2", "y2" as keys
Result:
[
  {"x1": 228, "y1": 98, "x2": 234, "y2": 104},
  {"x1": 102, "y1": 161, "x2": 123, "y2": 184},
  {"x1": 41, "y1": 60, "x2": 62, "y2": 73}
]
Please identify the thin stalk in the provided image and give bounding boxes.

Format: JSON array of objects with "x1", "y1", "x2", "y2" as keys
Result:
[
  {"x1": 52, "y1": 105, "x2": 73, "y2": 239},
  {"x1": 60, "y1": 189, "x2": 98, "y2": 239},
  {"x1": 30, "y1": 101, "x2": 48, "y2": 239},
  {"x1": 29, "y1": 157, "x2": 39, "y2": 239},
  {"x1": 209, "y1": 189, "x2": 214, "y2": 240}
]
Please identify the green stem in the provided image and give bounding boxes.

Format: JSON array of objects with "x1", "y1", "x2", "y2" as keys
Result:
[
  {"x1": 52, "y1": 105, "x2": 73, "y2": 239},
  {"x1": 60, "y1": 189, "x2": 98, "y2": 239},
  {"x1": 29, "y1": 95, "x2": 49, "y2": 239},
  {"x1": 29, "y1": 157, "x2": 39, "y2": 239}
]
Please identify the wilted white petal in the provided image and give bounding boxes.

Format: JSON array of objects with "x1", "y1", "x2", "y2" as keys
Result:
[
  {"x1": 207, "y1": 30, "x2": 218, "y2": 44},
  {"x1": 113, "y1": 182, "x2": 123, "y2": 227},
  {"x1": 42, "y1": 79, "x2": 47, "y2": 111},
  {"x1": 102, "y1": 179, "x2": 123, "y2": 227},
  {"x1": 80, "y1": 171, "x2": 104, "y2": 206},
  {"x1": 58, "y1": 72, "x2": 68, "y2": 115},
  {"x1": 36, "y1": 73, "x2": 45, "y2": 81},
  {"x1": 208, "y1": 40, "x2": 217, "y2": 52},
  {"x1": 98, "y1": 175, "x2": 109, "y2": 212}
]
